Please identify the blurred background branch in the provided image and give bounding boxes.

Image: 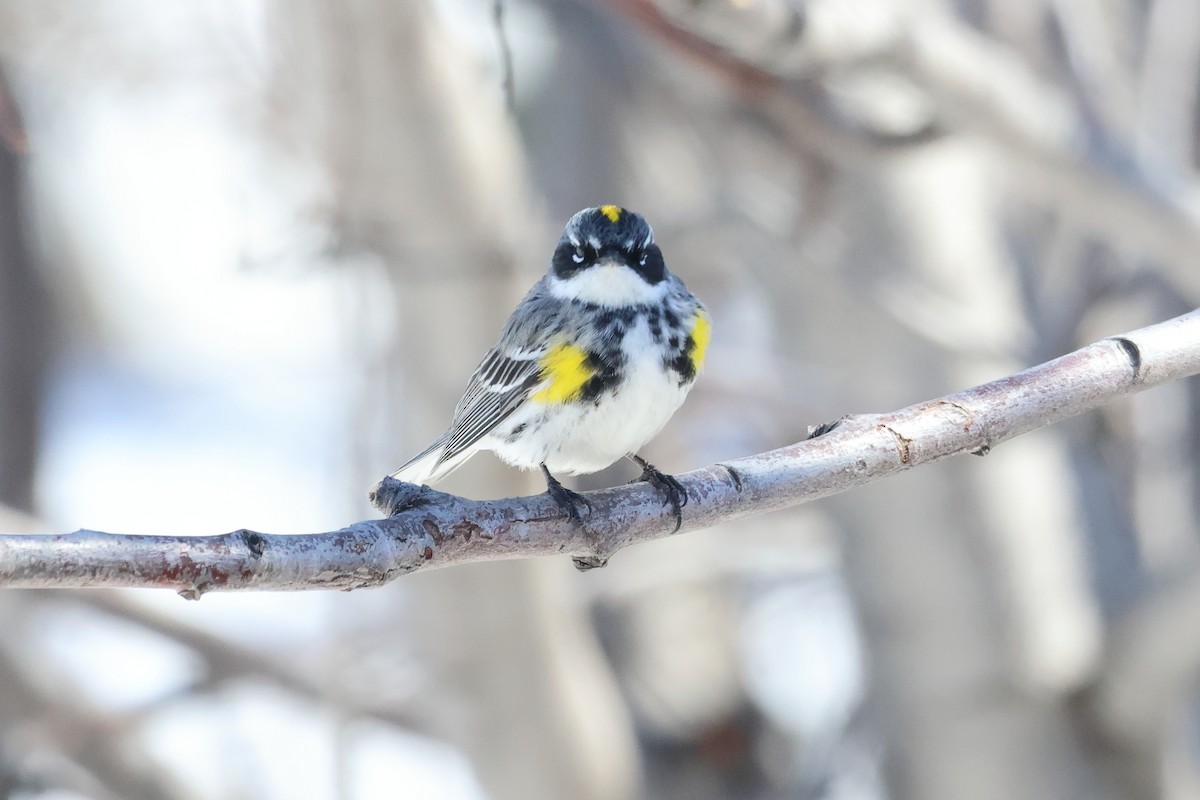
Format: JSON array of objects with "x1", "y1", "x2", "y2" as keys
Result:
[{"x1": 0, "y1": 65, "x2": 51, "y2": 513}]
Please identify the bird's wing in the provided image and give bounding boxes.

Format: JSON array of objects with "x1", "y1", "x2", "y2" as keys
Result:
[
  {"x1": 438, "y1": 346, "x2": 547, "y2": 463},
  {"x1": 388, "y1": 345, "x2": 546, "y2": 484},
  {"x1": 390, "y1": 283, "x2": 574, "y2": 484}
]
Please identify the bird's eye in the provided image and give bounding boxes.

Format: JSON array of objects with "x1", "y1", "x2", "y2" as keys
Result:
[
  {"x1": 639, "y1": 253, "x2": 648, "y2": 266},
  {"x1": 572, "y1": 249, "x2": 585, "y2": 264}
]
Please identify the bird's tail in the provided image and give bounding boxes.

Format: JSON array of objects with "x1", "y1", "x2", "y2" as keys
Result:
[{"x1": 382, "y1": 432, "x2": 476, "y2": 487}]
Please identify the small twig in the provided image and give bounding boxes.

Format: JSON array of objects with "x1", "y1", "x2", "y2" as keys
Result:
[
  {"x1": 0, "y1": 70, "x2": 27, "y2": 155},
  {"x1": 67, "y1": 591, "x2": 417, "y2": 729},
  {"x1": 0, "y1": 311, "x2": 1198, "y2": 597},
  {"x1": 493, "y1": 0, "x2": 516, "y2": 112}
]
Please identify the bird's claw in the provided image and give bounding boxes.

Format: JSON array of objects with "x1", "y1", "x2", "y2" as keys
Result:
[
  {"x1": 544, "y1": 473, "x2": 592, "y2": 522},
  {"x1": 636, "y1": 462, "x2": 688, "y2": 533}
]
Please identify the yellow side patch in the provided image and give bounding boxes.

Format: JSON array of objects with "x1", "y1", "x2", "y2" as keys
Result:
[
  {"x1": 598, "y1": 204, "x2": 622, "y2": 223},
  {"x1": 531, "y1": 343, "x2": 593, "y2": 404},
  {"x1": 690, "y1": 311, "x2": 712, "y2": 373}
]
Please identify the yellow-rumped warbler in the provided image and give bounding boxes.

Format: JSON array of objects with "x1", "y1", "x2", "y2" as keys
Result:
[{"x1": 376, "y1": 205, "x2": 709, "y2": 525}]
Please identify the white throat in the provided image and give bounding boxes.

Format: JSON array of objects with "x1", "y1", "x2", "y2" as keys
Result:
[{"x1": 548, "y1": 262, "x2": 667, "y2": 307}]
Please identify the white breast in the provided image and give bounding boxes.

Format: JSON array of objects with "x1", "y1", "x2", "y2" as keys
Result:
[{"x1": 485, "y1": 317, "x2": 692, "y2": 475}]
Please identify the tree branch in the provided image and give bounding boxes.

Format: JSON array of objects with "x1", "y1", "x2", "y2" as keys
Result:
[{"x1": 2, "y1": 310, "x2": 1198, "y2": 597}]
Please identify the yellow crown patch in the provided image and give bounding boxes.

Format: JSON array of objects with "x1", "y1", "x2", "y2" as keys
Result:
[{"x1": 598, "y1": 205, "x2": 622, "y2": 223}]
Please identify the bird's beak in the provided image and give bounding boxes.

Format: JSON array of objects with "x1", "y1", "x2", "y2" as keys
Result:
[{"x1": 596, "y1": 255, "x2": 631, "y2": 270}]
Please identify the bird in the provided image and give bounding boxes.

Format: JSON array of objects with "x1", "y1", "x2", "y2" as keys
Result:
[{"x1": 376, "y1": 205, "x2": 710, "y2": 530}]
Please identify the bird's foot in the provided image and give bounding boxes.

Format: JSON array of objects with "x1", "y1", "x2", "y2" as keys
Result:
[
  {"x1": 541, "y1": 465, "x2": 591, "y2": 522},
  {"x1": 629, "y1": 454, "x2": 687, "y2": 533}
]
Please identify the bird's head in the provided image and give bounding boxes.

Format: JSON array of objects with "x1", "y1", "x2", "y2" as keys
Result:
[{"x1": 548, "y1": 205, "x2": 668, "y2": 306}]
